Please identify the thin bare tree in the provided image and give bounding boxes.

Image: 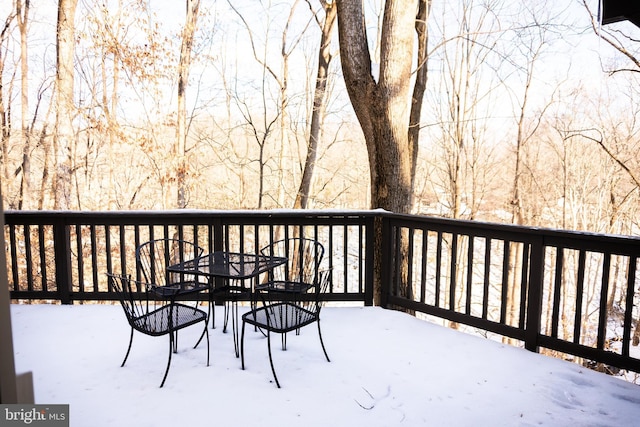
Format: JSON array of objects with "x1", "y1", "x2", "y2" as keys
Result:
[
  {"x1": 173, "y1": 0, "x2": 201, "y2": 209},
  {"x1": 53, "y1": 0, "x2": 78, "y2": 210},
  {"x1": 0, "y1": 9, "x2": 17, "y2": 199},
  {"x1": 294, "y1": 0, "x2": 337, "y2": 209},
  {"x1": 16, "y1": 0, "x2": 30, "y2": 209},
  {"x1": 228, "y1": 0, "x2": 313, "y2": 208}
]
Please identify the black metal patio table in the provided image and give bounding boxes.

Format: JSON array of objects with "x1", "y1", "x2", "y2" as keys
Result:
[{"x1": 166, "y1": 251, "x2": 288, "y2": 357}]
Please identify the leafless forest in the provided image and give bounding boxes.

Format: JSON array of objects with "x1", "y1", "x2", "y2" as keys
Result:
[{"x1": 1, "y1": 0, "x2": 639, "y2": 237}]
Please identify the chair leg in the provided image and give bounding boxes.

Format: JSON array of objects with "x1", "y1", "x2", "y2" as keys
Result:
[
  {"x1": 223, "y1": 301, "x2": 230, "y2": 333},
  {"x1": 193, "y1": 305, "x2": 210, "y2": 348},
  {"x1": 193, "y1": 317, "x2": 210, "y2": 367},
  {"x1": 232, "y1": 300, "x2": 240, "y2": 357},
  {"x1": 194, "y1": 325, "x2": 207, "y2": 349},
  {"x1": 121, "y1": 327, "x2": 134, "y2": 367},
  {"x1": 193, "y1": 306, "x2": 211, "y2": 366},
  {"x1": 267, "y1": 331, "x2": 281, "y2": 388},
  {"x1": 211, "y1": 299, "x2": 216, "y2": 329},
  {"x1": 240, "y1": 320, "x2": 246, "y2": 369},
  {"x1": 317, "y1": 320, "x2": 330, "y2": 362},
  {"x1": 204, "y1": 322, "x2": 211, "y2": 366},
  {"x1": 160, "y1": 333, "x2": 174, "y2": 388}
]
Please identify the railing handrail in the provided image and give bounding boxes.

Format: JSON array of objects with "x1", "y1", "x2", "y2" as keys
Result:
[
  {"x1": 384, "y1": 211, "x2": 640, "y2": 245},
  {"x1": 8, "y1": 208, "x2": 639, "y2": 240}
]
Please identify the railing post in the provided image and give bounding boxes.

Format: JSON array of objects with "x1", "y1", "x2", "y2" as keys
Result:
[
  {"x1": 525, "y1": 235, "x2": 545, "y2": 352},
  {"x1": 53, "y1": 222, "x2": 73, "y2": 304},
  {"x1": 211, "y1": 218, "x2": 225, "y2": 296},
  {"x1": 378, "y1": 214, "x2": 390, "y2": 308},
  {"x1": 364, "y1": 215, "x2": 375, "y2": 306},
  {"x1": 212, "y1": 218, "x2": 224, "y2": 252}
]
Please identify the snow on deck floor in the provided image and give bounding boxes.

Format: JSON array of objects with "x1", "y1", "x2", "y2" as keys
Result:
[{"x1": 10, "y1": 304, "x2": 640, "y2": 427}]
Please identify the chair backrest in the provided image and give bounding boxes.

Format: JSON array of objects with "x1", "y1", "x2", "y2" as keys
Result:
[
  {"x1": 309, "y1": 268, "x2": 331, "y2": 315},
  {"x1": 106, "y1": 273, "x2": 149, "y2": 323},
  {"x1": 136, "y1": 239, "x2": 204, "y2": 287},
  {"x1": 260, "y1": 238, "x2": 324, "y2": 285}
]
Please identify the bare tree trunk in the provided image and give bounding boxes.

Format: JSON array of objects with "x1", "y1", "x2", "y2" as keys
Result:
[
  {"x1": 53, "y1": 0, "x2": 78, "y2": 211},
  {"x1": 37, "y1": 124, "x2": 50, "y2": 210},
  {"x1": 174, "y1": 0, "x2": 201, "y2": 209},
  {"x1": 504, "y1": 242, "x2": 522, "y2": 345},
  {"x1": 294, "y1": 1, "x2": 337, "y2": 209},
  {"x1": 336, "y1": 0, "x2": 418, "y2": 213},
  {"x1": 0, "y1": 11, "x2": 16, "y2": 197},
  {"x1": 275, "y1": 2, "x2": 296, "y2": 208},
  {"x1": 101, "y1": 32, "x2": 119, "y2": 210},
  {"x1": 508, "y1": 62, "x2": 529, "y2": 339},
  {"x1": 409, "y1": 0, "x2": 430, "y2": 194},
  {"x1": 17, "y1": 0, "x2": 30, "y2": 209}
]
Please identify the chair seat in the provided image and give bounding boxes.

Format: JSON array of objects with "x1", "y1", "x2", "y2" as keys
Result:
[
  {"x1": 212, "y1": 282, "x2": 250, "y2": 295},
  {"x1": 255, "y1": 280, "x2": 313, "y2": 294},
  {"x1": 242, "y1": 302, "x2": 317, "y2": 334},
  {"x1": 131, "y1": 303, "x2": 208, "y2": 336},
  {"x1": 150, "y1": 281, "x2": 209, "y2": 298}
]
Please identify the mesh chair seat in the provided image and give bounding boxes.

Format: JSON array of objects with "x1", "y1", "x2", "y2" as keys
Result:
[
  {"x1": 243, "y1": 302, "x2": 317, "y2": 334},
  {"x1": 149, "y1": 281, "x2": 208, "y2": 299},
  {"x1": 255, "y1": 280, "x2": 313, "y2": 294},
  {"x1": 131, "y1": 303, "x2": 208, "y2": 336}
]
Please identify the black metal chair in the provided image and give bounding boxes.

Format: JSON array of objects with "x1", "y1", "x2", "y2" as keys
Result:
[
  {"x1": 240, "y1": 269, "x2": 331, "y2": 388},
  {"x1": 106, "y1": 273, "x2": 210, "y2": 388},
  {"x1": 136, "y1": 238, "x2": 209, "y2": 299},
  {"x1": 257, "y1": 238, "x2": 325, "y2": 339}
]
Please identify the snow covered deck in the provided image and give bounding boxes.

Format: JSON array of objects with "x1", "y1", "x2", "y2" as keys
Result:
[{"x1": 10, "y1": 303, "x2": 640, "y2": 427}]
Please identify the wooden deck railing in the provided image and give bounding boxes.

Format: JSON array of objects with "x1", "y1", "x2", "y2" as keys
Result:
[
  {"x1": 381, "y1": 213, "x2": 640, "y2": 373},
  {"x1": 3, "y1": 210, "x2": 376, "y2": 304},
  {"x1": 4, "y1": 209, "x2": 640, "y2": 374}
]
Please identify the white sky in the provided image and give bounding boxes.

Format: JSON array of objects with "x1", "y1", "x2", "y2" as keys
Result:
[{"x1": 10, "y1": 303, "x2": 640, "y2": 426}]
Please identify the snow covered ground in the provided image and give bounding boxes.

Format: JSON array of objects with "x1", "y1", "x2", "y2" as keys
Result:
[{"x1": 10, "y1": 303, "x2": 640, "y2": 427}]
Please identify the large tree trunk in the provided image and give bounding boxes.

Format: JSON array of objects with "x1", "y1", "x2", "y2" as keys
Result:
[
  {"x1": 337, "y1": 0, "x2": 429, "y2": 305},
  {"x1": 53, "y1": 0, "x2": 77, "y2": 211},
  {"x1": 336, "y1": 0, "x2": 419, "y2": 214}
]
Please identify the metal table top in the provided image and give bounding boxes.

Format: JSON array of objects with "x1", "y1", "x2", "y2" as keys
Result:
[{"x1": 167, "y1": 251, "x2": 287, "y2": 280}]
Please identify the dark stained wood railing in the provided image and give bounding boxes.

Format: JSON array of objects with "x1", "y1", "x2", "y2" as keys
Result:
[
  {"x1": 4, "y1": 209, "x2": 640, "y2": 374},
  {"x1": 4, "y1": 210, "x2": 375, "y2": 304},
  {"x1": 382, "y1": 213, "x2": 640, "y2": 373}
]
